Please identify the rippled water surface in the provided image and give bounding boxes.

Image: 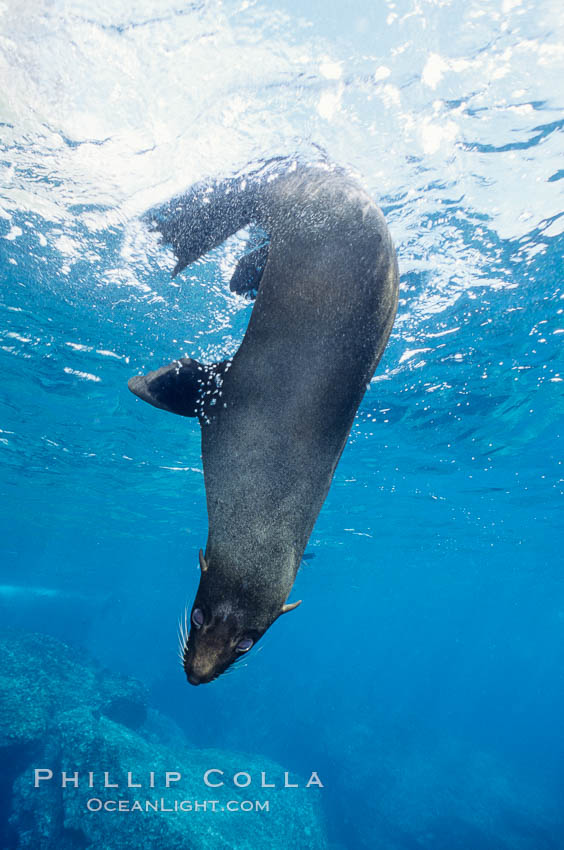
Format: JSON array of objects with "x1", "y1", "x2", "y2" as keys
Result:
[{"x1": 1, "y1": 0, "x2": 563, "y2": 847}]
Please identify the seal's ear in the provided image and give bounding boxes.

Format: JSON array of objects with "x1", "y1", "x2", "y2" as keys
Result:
[
  {"x1": 199, "y1": 549, "x2": 208, "y2": 573},
  {"x1": 280, "y1": 600, "x2": 302, "y2": 616},
  {"x1": 128, "y1": 358, "x2": 226, "y2": 418}
]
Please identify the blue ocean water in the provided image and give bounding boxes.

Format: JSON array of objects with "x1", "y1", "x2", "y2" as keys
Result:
[{"x1": 1, "y1": 0, "x2": 563, "y2": 848}]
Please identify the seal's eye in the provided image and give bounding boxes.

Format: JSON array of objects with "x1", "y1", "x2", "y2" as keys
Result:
[
  {"x1": 192, "y1": 608, "x2": 204, "y2": 629},
  {"x1": 236, "y1": 637, "x2": 254, "y2": 653}
]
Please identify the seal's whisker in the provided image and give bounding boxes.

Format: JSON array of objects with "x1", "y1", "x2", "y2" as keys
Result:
[
  {"x1": 176, "y1": 602, "x2": 193, "y2": 669},
  {"x1": 178, "y1": 603, "x2": 190, "y2": 652},
  {"x1": 177, "y1": 619, "x2": 185, "y2": 654},
  {"x1": 227, "y1": 655, "x2": 251, "y2": 675}
]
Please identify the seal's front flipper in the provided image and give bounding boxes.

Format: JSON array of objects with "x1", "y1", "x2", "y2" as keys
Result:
[
  {"x1": 229, "y1": 243, "x2": 270, "y2": 298},
  {"x1": 128, "y1": 358, "x2": 228, "y2": 418}
]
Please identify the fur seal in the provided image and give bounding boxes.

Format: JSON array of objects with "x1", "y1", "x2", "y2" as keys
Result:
[{"x1": 128, "y1": 160, "x2": 399, "y2": 685}]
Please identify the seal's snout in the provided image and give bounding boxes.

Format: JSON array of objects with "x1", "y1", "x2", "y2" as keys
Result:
[
  {"x1": 184, "y1": 656, "x2": 218, "y2": 686},
  {"x1": 185, "y1": 663, "x2": 219, "y2": 686}
]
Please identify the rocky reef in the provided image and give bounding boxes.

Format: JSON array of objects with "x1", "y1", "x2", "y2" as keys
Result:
[{"x1": 0, "y1": 631, "x2": 327, "y2": 849}]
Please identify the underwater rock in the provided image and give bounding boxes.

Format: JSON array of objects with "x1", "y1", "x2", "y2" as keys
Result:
[
  {"x1": 0, "y1": 630, "x2": 327, "y2": 850},
  {"x1": 0, "y1": 631, "x2": 148, "y2": 750},
  {"x1": 12, "y1": 709, "x2": 326, "y2": 850}
]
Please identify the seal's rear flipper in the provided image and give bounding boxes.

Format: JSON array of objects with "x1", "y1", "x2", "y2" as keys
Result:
[
  {"x1": 144, "y1": 176, "x2": 261, "y2": 278},
  {"x1": 229, "y1": 243, "x2": 269, "y2": 298},
  {"x1": 128, "y1": 358, "x2": 228, "y2": 418}
]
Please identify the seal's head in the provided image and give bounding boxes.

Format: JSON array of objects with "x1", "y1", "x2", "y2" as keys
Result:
[{"x1": 179, "y1": 550, "x2": 301, "y2": 686}]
